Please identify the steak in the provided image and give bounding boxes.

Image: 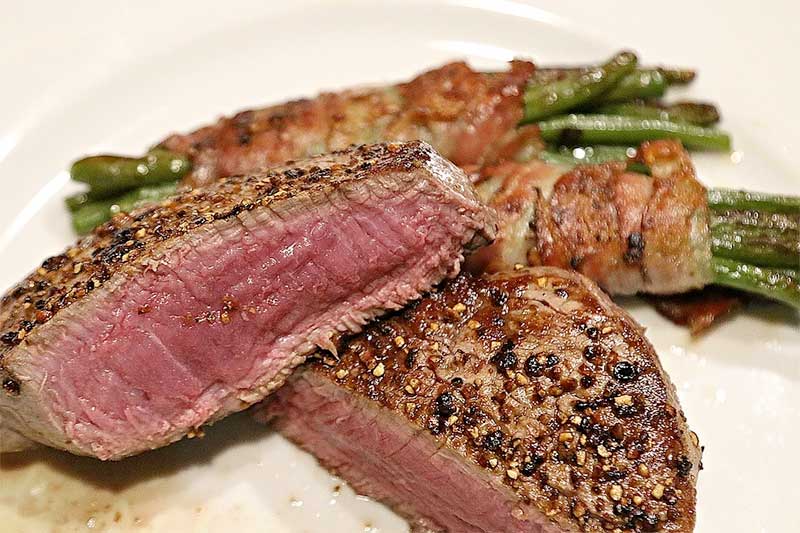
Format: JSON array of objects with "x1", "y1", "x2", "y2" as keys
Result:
[
  {"x1": 261, "y1": 268, "x2": 701, "y2": 532},
  {"x1": 0, "y1": 141, "x2": 495, "y2": 460}
]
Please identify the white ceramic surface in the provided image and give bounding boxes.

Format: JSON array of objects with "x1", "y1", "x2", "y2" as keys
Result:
[{"x1": 0, "y1": 1, "x2": 798, "y2": 531}]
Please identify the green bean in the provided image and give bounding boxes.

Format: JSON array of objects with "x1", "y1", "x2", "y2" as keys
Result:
[
  {"x1": 521, "y1": 51, "x2": 638, "y2": 123},
  {"x1": 71, "y1": 181, "x2": 179, "y2": 234},
  {"x1": 537, "y1": 114, "x2": 732, "y2": 151},
  {"x1": 712, "y1": 209, "x2": 798, "y2": 235},
  {"x1": 539, "y1": 145, "x2": 650, "y2": 174},
  {"x1": 535, "y1": 66, "x2": 695, "y2": 85},
  {"x1": 65, "y1": 189, "x2": 118, "y2": 212},
  {"x1": 599, "y1": 69, "x2": 667, "y2": 102},
  {"x1": 711, "y1": 222, "x2": 799, "y2": 268},
  {"x1": 594, "y1": 101, "x2": 721, "y2": 126},
  {"x1": 712, "y1": 257, "x2": 800, "y2": 309},
  {"x1": 708, "y1": 190, "x2": 800, "y2": 269},
  {"x1": 70, "y1": 149, "x2": 190, "y2": 197},
  {"x1": 707, "y1": 188, "x2": 800, "y2": 215},
  {"x1": 658, "y1": 68, "x2": 696, "y2": 85},
  {"x1": 65, "y1": 192, "x2": 93, "y2": 212}
]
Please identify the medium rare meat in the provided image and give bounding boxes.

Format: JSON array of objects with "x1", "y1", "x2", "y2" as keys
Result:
[
  {"x1": 468, "y1": 140, "x2": 714, "y2": 296},
  {"x1": 261, "y1": 267, "x2": 701, "y2": 533},
  {"x1": 0, "y1": 141, "x2": 495, "y2": 460}
]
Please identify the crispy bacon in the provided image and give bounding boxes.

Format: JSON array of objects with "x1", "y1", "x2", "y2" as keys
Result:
[
  {"x1": 646, "y1": 288, "x2": 743, "y2": 334},
  {"x1": 468, "y1": 159, "x2": 561, "y2": 273},
  {"x1": 470, "y1": 141, "x2": 714, "y2": 296},
  {"x1": 161, "y1": 61, "x2": 536, "y2": 187}
]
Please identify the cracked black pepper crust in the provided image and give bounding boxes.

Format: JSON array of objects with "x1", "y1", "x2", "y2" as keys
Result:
[
  {"x1": 0, "y1": 141, "x2": 483, "y2": 363},
  {"x1": 313, "y1": 267, "x2": 701, "y2": 532}
]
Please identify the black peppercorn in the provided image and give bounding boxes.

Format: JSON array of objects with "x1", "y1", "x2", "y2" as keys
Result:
[
  {"x1": 520, "y1": 455, "x2": 544, "y2": 476},
  {"x1": 676, "y1": 455, "x2": 693, "y2": 477},
  {"x1": 0, "y1": 331, "x2": 19, "y2": 346},
  {"x1": 491, "y1": 345, "x2": 517, "y2": 372},
  {"x1": 525, "y1": 355, "x2": 543, "y2": 377},
  {"x1": 2, "y1": 377, "x2": 20, "y2": 395},
  {"x1": 584, "y1": 345, "x2": 602, "y2": 360},
  {"x1": 612, "y1": 361, "x2": 638, "y2": 382},
  {"x1": 482, "y1": 430, "x2": 504, "y2": 451},
  {"x1": 433, "y1": 392, "x2": 457, "y2": 418}
]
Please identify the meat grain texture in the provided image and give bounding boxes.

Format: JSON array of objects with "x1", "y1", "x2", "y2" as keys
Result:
[
  {"x1": 0, "y1": 141, "x2": 495, "y2": 459},
  {"x1": 262, "y1": 268, "x2": 701, "y2": 533}
]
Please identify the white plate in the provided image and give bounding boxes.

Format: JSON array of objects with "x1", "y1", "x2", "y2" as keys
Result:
[{"x1": 0, "y1": 1, "x2": 798, "y2": 531}]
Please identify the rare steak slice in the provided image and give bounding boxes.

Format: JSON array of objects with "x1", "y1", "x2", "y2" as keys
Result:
[
  {"x1": 261, "y1": 267, "x2": 701, "y2": 532},
  {"x1": 0, "y1": 141, "x2": 495, "y2": 459}
]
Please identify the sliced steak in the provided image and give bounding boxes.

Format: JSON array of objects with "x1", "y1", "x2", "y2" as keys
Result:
[
  {"x1": 261, "y1": 267, "x2": 701, "y2": 533},
  {"x1": 0, "y1": 141, "x2": 495, "y2": 459}
]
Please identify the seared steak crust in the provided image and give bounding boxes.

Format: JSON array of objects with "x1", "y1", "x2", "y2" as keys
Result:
[
  {"x1": 266, "y1": 268, "x2": 701, "y2": 532},
  {"x1": 161, "y1": 61, "x2": 536, "y2": 186},
  {"x1": 0, "y1": 142, "x2": 473, "y2": 355},
  {"x1": 0, "y1": 141, "x2": 495, "y2": 458}
]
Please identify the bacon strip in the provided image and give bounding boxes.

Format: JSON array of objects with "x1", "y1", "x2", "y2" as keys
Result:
[
  {"x1": 646, "y1": 288, "x2": 743, "y2": 334},
  {"x1": 470, "y1": 141, "x2": 714, "y2": 296},
  {"x1": 161, "y1": 61, "x2": 536, "y2": 187}
]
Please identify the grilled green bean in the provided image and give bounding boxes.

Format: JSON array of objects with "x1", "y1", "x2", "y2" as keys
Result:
[
  {"x1": 65, "y1": 192, "x2": 93, "y2": 212},
  {"x1": 599, "y1": 69, "x2": 667, "y2": 102},
  {"x1": 711, "y1": 222, "x2": 799, "y2": 268},
  {"x1": 594, "y1": 101, "x2": 721, "y2": 126},
  {"x1": 658, "y1": 68, "x2": 696, "y2": 84},
  {"x1": 70, "y1": 149, "x2": 190, "y2": 197},
  {"x1": 539, "y1": 145, "x2": 650, "y2": 173},
  {"x1": 71, "y1": 181, "x2": 179, "y2": 234},
  {"x1": 712, "y1": 257, "x2": 800, "y2": 309},
  {"x1": 521, "y1": 51, "x2": 637, "y2": 123},
  {"x1": 535, "y1": 66, "x2": 695, "y2": 85},
  {"x1": 537, "y1": 114, "x2": 732, "y2": 151},
  {"x1": 707, "y1": 188, "x2": 800, "y2": 215},
  {"x1": 65, "y1": 188, "x2": 120, "y2": 212}
]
